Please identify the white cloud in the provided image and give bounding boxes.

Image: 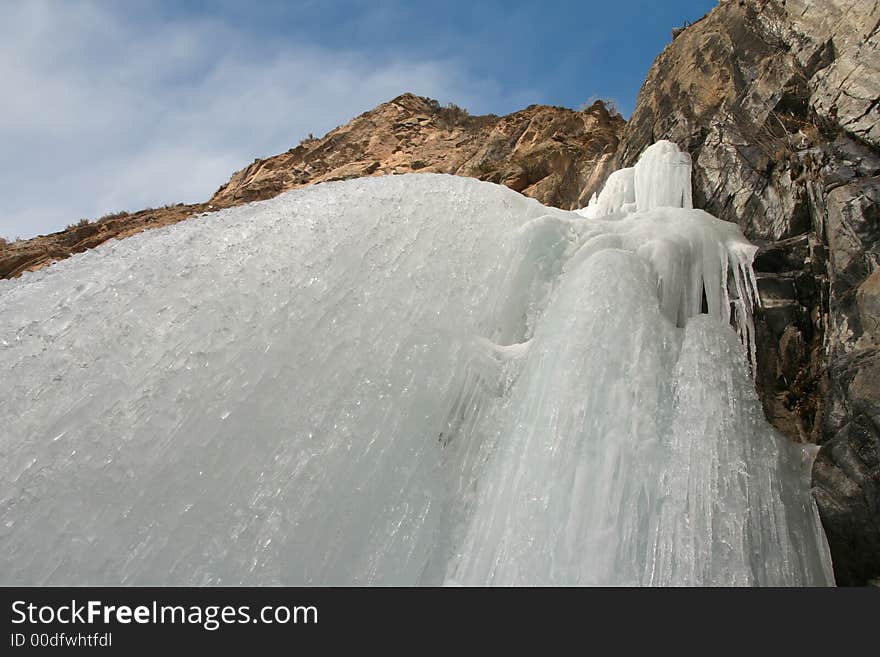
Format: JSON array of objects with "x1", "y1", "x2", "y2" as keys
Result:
[{"x1": 0, "y1": 1, "x2": 523, "y2": 239}]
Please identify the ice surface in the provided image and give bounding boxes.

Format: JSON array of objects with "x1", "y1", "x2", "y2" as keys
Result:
[
  {"x1": 634, "y1": 140, "x2": 693, "y2": 212},
  {"x1": 0, "y1": 142, "x2": 832, "y2": 585},
  {"x1": 576, "y1": 167, "x2": 635, "y2": 218}
]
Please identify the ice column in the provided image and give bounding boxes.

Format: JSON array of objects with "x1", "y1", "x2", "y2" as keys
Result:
[{"x1": 634, "y1": 140, "x2": 693, "y2": 211}]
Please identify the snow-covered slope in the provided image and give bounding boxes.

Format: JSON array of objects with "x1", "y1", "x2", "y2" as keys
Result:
[{"x1": 0, "y1": 143, "x2": 833, "y2": 585}]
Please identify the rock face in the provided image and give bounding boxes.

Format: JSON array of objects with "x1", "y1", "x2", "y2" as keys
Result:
[
  {"x1": 212, "y1": 94, "x2": 622, "y2": 211},
  {"x1": 597, "y1": 0, "x2": 879, "y2": 585},
  {"x1": 0, "y1": 96, "x2": 622, "y2": 278}
]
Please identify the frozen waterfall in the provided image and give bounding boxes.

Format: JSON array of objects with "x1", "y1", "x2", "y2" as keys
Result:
[{"x1": 0, "y1": 141, "x2": 833, "y2": 585}]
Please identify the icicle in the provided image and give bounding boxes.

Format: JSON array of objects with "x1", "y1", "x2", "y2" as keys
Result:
[{"x1": 580, "y1": 140, "x2": 761, "y2": 372}]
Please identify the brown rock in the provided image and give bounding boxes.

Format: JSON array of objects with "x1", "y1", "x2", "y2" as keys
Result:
[{"x1": 209, "y1": 94, "x2": 623, "y2": 211}]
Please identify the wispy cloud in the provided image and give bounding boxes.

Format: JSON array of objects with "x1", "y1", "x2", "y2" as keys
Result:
[{"x1": 0, "y1": 1, "x2": 524, "y2": 239}]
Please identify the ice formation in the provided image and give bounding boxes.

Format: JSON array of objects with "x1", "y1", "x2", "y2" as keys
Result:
[
  {"x1": 0, "y1": 141, "x2": 833, "y2": 585},
  {"x1": 576, "y1": 166, "x2": 635, "y2": 218}
]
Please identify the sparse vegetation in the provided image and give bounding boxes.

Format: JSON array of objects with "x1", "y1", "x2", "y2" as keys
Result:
[
  {"x1": 0, "y1": 236, "x2": 7, "y2": 247},
  {"x1": 426, "y1": 97, "x2": 496, "y2": 130},
  {"x1": 66, "y1": 218, "x2": 91, "y2": 229},
  {"x1": 64, "y1": 210, "x2": 131, "y2": 231},
  {"x1": 299, "y1": 133, "x2": 319, "y2": 146},
  {"x1": 98, "y1": 210, "x2": 130, "y2": 222},
  {"x1": 437, "y1": 102, "x2": 471, "y2": 128},
  {"x1": 580, "y1": 97, "x2": 621, "y2": 118},
  {"x1": 579, "y1": 95, "x2": 600, "y2": 111}
]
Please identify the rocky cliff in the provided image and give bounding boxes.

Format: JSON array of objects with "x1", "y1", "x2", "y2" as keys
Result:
[
  {"x1": 211, "y1": 94, "x2": 622, "y2": 211},
  {"x1": 599, "y1": 0, "x2": 878, "y2": 585},
  {"x1": 0, "y1": 96, "x2": 623, "y2": 278}
]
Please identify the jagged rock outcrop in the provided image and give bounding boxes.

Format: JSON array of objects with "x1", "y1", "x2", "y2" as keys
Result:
[
  {"x1": 597, "y1": 0, "x2": 879, "y2": 585},
  {"x1": 212, "y1": 94, "x2": 622, "y2": 210},
  {"x1": 0, "y1": 96, "x2": 622, "y2": 278}
]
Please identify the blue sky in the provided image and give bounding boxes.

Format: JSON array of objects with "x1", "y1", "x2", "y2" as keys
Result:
[{"x1": 0, "y1": 0, "x2": 717, "y2": 239}]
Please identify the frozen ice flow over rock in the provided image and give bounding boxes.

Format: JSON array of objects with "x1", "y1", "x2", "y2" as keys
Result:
[
  {"x1": 576, "y1": 167, "x2": 635, "y2": 218},
  {"x1": 649, "y1": 316, "x2": 833, "y2": 585},
  {"x1": 634, "y1": 139, "x2": 694, "y2": 212},
  {"x1": 0, "y1": 142, "x2": 832, "y2": 585},
  {"x1": 577, "y1": 140, "x2": 692, "y2": 218},
  {"x1": 577, "y1": 140, "x2": 759, "y2": 366}
]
